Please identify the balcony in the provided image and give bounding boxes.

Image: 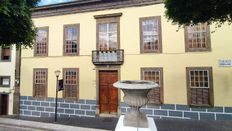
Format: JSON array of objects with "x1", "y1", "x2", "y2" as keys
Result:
[{"x1": 92, "y1": 49, "x2": 124, "y2": 65}]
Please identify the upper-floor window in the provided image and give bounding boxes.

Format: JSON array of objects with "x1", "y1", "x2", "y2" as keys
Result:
[
  {"x1": 0, "y1": 76, "x2": 10, "y2": 87},
  {"x1": 185, "y1": 23, "x2": 211, "y2": 52},
  {"x1": 141, "y1": 68, "x2": 163, "y2": 104},
  {"x1": 186, "y1": 67, "x2": 213, "y2": 107},
  {"x1": 33, "y1": 68, "x2": 48, "y2": 98},
  {"x1": 35, "y1": 27, "x2": 49, "y2": 56},
  {"x1": 63, "y1": 68, "x2": 79, "y2": 100},
  {"x1": 95, "y1": 13, "x2": 121, "y2": 51},
  {"x1": 0, "y1": 47, "x2": 11, "y2": 61},
  {"x1": 140, "y1": 16, "x2": 162, "y2": 53},
  {"x1": 64, "y1": 24, "x2": 79, "y2": 56}
]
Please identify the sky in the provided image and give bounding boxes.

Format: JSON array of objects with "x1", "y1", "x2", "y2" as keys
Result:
[{"x1": 38, "y1": 0, "x2": 75, "y2": 6}]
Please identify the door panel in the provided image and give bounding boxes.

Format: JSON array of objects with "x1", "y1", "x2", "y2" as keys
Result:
[
  {"x1": 0, "y1": 94, "x2": 8, "y2": 115},
  {"x1": 109, "y1": 73, "x2": 118, "y2": 113},
  {"x1": 99, "y1": 71, "x2": 118, "y2": 114}
]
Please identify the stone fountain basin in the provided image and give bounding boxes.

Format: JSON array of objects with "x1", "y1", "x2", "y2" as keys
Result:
[{"x1": 113, "y1": 80, "x2": 159, "y2": 90}]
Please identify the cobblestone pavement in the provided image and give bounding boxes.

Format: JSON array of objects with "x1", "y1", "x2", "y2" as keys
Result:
[{"x1": 1, "y1": 115, "x2": 232, "y2": 131}]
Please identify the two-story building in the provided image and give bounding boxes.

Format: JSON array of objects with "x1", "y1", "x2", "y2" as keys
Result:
[
  {"x1": 19, "y1": 0, "x2": 232, "y2": 120},
  {"x1": 0, "y1": 46, "x2": 17, "y2": 115}
]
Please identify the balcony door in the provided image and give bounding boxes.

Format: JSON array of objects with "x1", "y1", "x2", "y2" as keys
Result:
[
  {"x1": 99, "y1": 70, "x2": 118, "y2": 114},
  {"x1": 0, "y1": 94, "x2": 8, "y2": 115},
  {"x1": 98, "y1": 22, "x2": 118, "y2": 50},
  {"x1": 96, "y1": 16, "x2": 120, "y2": 51}
]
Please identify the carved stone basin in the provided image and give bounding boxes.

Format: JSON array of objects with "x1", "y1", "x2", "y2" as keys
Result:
[{"x1": 113, "y1": 80, "x2": 159, "y2": 128}]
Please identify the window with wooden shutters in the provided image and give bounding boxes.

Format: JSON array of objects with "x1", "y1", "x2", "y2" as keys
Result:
[
  {"x1": 63, "y1": 68, "x2": 79, "y2": 100},
  {"x1": 64, "y1": 24, "x2": 79, "y2": 55},
  {"x1": 33, "y1": 69, "x2": 47, "y2": 98},
  {"x1": 96, "y1": 16, "x2": 120, "y2": 51},
  {"x1": 186, "y1": 67, "x2": 213, "y2": 107},
  {"x1": 0, "y1": 47, "x2": 11, "y2": 61},
  {"x1": 140, "y1": 16, "x2": 162, "y2": 53},
  {"x1": 141, "y1": 68, "x2": 163, "y2": 104},
  {"x1": 185, "y1": 23, "x2": 211, "y2": 52},
  {"x1": 35, "y1": 27, "x2": 48, "y2": 56}
]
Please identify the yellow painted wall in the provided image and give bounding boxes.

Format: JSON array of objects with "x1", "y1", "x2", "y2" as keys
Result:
[{"x1": 21, "y1": 4, "x2": 232, "y2": 106}]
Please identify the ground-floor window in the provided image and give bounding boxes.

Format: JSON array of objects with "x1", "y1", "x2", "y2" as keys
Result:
[
  {"x1": 186, "y1": 67, "x2": 214, "y2": 107},
  {"x1": 141, "y1": 67, "x2": 163, "y2": 104},
  {"x1": 33, "y1": 69, "x2": 48, "y2": 98},
  {"x1": 63, "y1": 68, "x2": 79, "y2": 100}
]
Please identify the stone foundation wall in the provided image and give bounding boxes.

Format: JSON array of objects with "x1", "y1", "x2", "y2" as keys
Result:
[
  {"x1": 20, "y1": 96, "x2": 232, "y2": 120},
  {"x1": 121, "y1": 103, "x2": 232, "y2": 120},
  {"x1": 20, "y1": 96, "x2": 96, "y2": 117}
]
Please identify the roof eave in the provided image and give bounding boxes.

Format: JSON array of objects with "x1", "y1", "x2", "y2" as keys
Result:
[{"x1": 34, "y1": 0, "x2": 102, "y2": 11}]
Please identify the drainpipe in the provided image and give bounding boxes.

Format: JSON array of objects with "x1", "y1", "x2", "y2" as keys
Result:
[{"x1": 13, "y1": 46, "x2": 21, "y2": 116}]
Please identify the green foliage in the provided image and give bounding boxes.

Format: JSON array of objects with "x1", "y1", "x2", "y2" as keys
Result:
[
  {"x1": 164, "y1": 0, "x2": 232, "y2": 26},
  {"x1": 0, "y1": 0, "x2": 40, "y2": 49}
]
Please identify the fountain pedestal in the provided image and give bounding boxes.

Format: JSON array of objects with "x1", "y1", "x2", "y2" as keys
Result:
[
  {"x1": 115, "y1": 116, "x2": 157, "y2": 131},
  {"x1": 113, "y1": 80, "x2": 159, "y2": 131}
]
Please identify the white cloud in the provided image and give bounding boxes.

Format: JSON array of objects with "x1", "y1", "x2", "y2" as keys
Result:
[{"x1": 38, "y1": 0, "x2": 74, "y2": 6}]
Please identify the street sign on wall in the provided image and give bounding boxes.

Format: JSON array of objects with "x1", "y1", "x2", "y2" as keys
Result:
[{"x1": 218, "y1": 59, "x2": 232, "y2": 67}]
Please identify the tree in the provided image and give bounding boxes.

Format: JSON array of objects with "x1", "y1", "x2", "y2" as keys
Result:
[
  {"x1": 164, "y1": 0, "x2": 232, "y2": 26},
  {"x1": 0, "y1": 0, "x2": 40, "y2": 48}
]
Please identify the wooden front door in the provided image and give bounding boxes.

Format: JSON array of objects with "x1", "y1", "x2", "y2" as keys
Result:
[
  {"x1": 99, "y1": 70, "x2": 118, "y2": 114},
  {"x1": 0, "y1": 94, "x2": 8, "y2": 115}
]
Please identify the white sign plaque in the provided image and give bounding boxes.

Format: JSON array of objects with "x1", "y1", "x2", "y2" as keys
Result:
[
  {"x1": 2, "y1": 78, "x2": 10, "y2": 86},
  {"x1": 218, "y1": 59, "x2": 232, "y2": 67}
]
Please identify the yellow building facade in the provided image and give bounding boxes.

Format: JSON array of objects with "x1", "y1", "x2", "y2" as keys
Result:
[{"x1": 20, "y1": 0, "x2": 232, "y2": 120}]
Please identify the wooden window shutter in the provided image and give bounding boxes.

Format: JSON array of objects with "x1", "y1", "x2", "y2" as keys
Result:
[{"x1": 190, "y1": 88, "x2": 210, "y2": 105}]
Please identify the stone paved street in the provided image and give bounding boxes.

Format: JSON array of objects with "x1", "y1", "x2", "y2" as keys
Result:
[
  {"x1": 0, "y1": 123, "x2": 50, "y2": 131},
  {"x1": 156, "y1": 119, "x2": 232, "y2": 131},
  {"x1": 1, "y1": 116, "x2": 232, "y2": 131}
]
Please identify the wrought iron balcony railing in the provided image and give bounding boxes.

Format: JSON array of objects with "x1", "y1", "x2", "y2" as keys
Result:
[{"x1": 92, "y1": 49, "x2": 124, "y2": 65}]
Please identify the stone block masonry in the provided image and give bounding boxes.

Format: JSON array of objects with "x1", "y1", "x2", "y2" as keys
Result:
[
  {"x1": 20, "y1": 96, "x2": 97, "y2": 117},
  {"x1": 121, "y1": 102, "x2": 232, "y2": 120},
  {"x1": 20, "y1": 96, "x2": 232, "y2": 120}
]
